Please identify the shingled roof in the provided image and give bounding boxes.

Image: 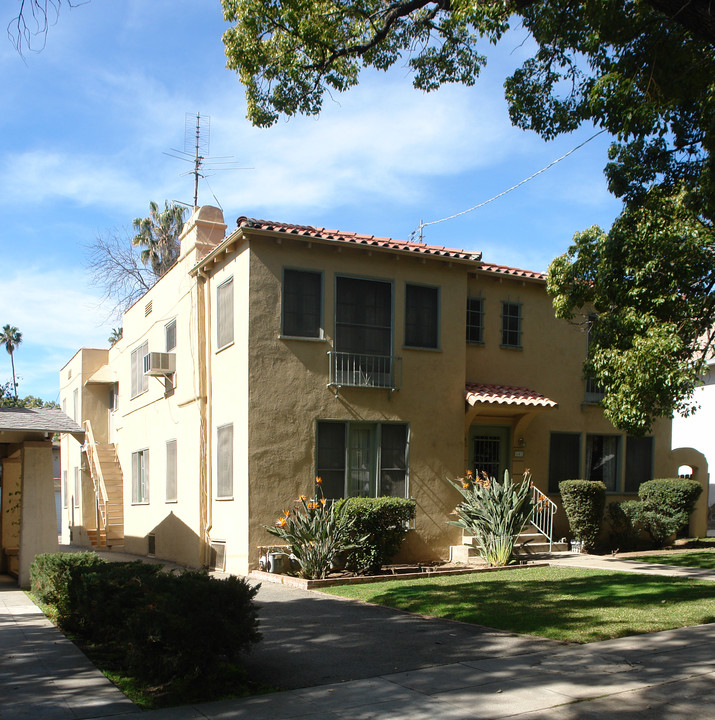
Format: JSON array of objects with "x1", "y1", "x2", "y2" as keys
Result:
[
  {"x1": 235, "y1": 217, "x2": 483, "y2": 263},
  {"x1": 0, "y1": 408, "x2": 84, "y2": 438},
  {"x1": 479, "y1": 262, "x2": 547, "y2": 281}
]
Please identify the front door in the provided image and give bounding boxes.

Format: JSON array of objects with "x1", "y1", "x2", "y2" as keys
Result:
[{"x1": 470, "y1": 425, "x2": 510, "y2": 482}]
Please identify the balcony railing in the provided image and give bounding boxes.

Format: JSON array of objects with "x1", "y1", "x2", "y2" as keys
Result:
[
  {"x1": 585, "y1": 375, "x2": 605, "y2": 403},
  {"x1": 328, "y1": 351, "x2": 401, "y2": 391}
]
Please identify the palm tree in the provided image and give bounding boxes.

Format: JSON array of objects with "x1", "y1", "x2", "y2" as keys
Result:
[
  {"x1": 1, "y1": 325, "x2": 22, "y2": 399},
  {"x1": 132, "y1": 201, "x2": 187, "y2": 277}
]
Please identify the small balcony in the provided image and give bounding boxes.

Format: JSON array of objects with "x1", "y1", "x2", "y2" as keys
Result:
[
  {"x1": 584, "y1": 376, "x2": 605, "y2": 403},
  {"x1": 328, "y1": 351, "x2": 401, "y2": 391}
]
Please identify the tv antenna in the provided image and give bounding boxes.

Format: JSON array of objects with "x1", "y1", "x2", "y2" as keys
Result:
[{"x1": 164, "y1": 112, "x2": 252, "y2": 209}]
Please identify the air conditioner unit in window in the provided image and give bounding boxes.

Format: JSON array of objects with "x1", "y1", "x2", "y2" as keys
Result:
[{"x1": 143, "y1": 352, "x2": 176, "y2": 376}]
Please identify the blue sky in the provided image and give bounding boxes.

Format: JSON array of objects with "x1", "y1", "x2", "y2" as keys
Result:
[{"x1": 0, "y1": 1, "x2": 622, "y2": 402}]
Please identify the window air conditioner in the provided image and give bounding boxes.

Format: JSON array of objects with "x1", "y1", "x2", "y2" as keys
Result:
[{"x1": 143, "y1": 352, "x2": 176, "y2": 376}]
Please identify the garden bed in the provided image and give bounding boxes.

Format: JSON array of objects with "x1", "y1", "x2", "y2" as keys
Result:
[{"x1": 250, "y1": 560, "x2": 548, "y2": 590}]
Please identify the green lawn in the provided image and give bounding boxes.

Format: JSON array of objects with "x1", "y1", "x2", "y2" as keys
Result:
[
  {"x1": 321, "y1": 566, "x2": 715, "y2": 643},
  {"x1": 630, "y1": 550, "x2": 715, "y2": 570}
]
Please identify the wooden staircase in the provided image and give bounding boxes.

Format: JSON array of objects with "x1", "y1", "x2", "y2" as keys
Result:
[{"x1": 83, "y1": 421, "x2": 124, "y2": 549}]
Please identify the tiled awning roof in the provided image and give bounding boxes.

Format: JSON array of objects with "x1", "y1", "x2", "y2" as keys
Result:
[
  {"x1": 479, "y1": 263, "x2": 547, "y2": 281},
  {"x1": 465, "y1": 383, "x2": 558, "y2": 408},
  {"x1": 236, "y1": 217, "x2": 483, "y2": 263}
]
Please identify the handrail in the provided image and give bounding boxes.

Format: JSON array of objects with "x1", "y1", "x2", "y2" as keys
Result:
[
  {"x1": 82, "y1": 420, "x2": 109, "y2": 531},
  {"x1": 529, "y1": 484, "x2": 557, "y2": 551}
]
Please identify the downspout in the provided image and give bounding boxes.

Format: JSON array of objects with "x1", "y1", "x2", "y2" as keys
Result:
[{"x1": 197, "y1": 267, "x2": 213, "y2": 566}]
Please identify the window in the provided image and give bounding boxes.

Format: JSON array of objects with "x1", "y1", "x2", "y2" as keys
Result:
[
  {"x1": 130, "y1": 341, "x2": 149, "y2": 398},
  {"x1": 63, "y1": 470, "x2": 68, "y2": 509},
  {"x1": 404, "y1": 284, "x2": 439, "y2": 348},
  {"x1": 316, "y1": 421, "x2": 408, "y2": 499},
  {"x1": 109, "y1": 383, "x2": 119, "y2": 412},
  {"x1": 73, "y1": 467, "x2": 80, "y2": 507},
  {"x1": 217, "y1": 277, "x2": 234, "y2": 349},
  {"x1": 585, "y1": 435, "x2": 620, "y2": 491},
  {"x1": 336, "y1": 276, "x2": 392, "y2": 356},
  {"x1": 132, "y1": 449, "x2": 149, "y2": 504},
  {"x1": 501, "y1": 301, "x2": 522, "y2": 348},
  {"x1": 282, "y1": 269, "x2": 322, "y2": 338},
  {"x1": 466, "y1": 297, "x2": 484, "y2": 344},
  {"x1": 217, "y1": 424, "x2": 233, "y2": 499},
  {"x1": 165, "y1": 319, "x2": 177, "y2": 352},
  {"x1": 548, "y1": 433, "x2": 580, "y2": 493},
  {"x1": 166, "y1": 440, "x2": 177, "y2": 502},
  {"x1": 625, "y1": 436, "x2": 654, "y2": 492},
  {"x1": 73, "y1": 388, "x2": 78, "y2": 421}
]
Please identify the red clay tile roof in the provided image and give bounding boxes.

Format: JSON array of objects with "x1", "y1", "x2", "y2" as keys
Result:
[
  {"x1": 236, "y1": 217, "x2": 483, "y2": 262},
  {"x1": 465, "y1": 383, "x2": 558, "y2": 408},
  {"x1": 479, "y1": 263, "x2": 547, "y2": 281}
]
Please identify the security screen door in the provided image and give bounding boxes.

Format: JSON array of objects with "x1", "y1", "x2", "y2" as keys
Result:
[{"x1": 471, "y1": 426, "x2": 510, "y2": 482}]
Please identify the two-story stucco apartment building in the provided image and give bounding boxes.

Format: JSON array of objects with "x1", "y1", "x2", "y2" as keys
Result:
[{"x1": 59, "y1": 206, "x2": 709, "y2": 574}]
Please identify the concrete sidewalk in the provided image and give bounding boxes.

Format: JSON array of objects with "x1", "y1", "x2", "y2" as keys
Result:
[{"x1": 1, "y1": 550, "x2": 714, "y2": 719}]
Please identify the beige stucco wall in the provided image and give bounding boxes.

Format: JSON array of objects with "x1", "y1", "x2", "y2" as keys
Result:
[
  {"x1": 1, "y1": 455, "x2": 21, "y2": 572},
  {"x1": 18, "y1": 441, "x2": 59, "y2": 588}
]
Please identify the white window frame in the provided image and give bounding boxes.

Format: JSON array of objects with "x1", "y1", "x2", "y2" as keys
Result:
[
  {"x1": 132, "y1": 449, "x2": 150, "y2": 504},
  {"x1": 130, "y1": 341, "x2": 149, "y2": 398}
]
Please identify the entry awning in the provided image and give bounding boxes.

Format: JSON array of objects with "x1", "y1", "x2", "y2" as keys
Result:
[
  {"x1": 84, "y1": 365, "x2": 116, "y2": 385},
  {"x1": 0, "y1": 408, "x2": 85, "y2": 442},
  {"x1": 465, "y1": 383, "x2": 558, "y2": 409}
]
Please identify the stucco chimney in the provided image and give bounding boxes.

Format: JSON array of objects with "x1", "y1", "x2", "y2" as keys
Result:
[{"x1": 179, "y1": 206, "x2": 227, "y2": 261}]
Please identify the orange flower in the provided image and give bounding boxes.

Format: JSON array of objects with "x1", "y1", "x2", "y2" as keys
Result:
[
  {"x1": 299, "y1": 494, "x2": 308, "y2": 502},
  {"x1": 315, "y1": 476, "x2": 323, "y2": 484},
  {"x1": 462, "y1": 482, "x2": 470, "y2": 489},
  {"x1": 277, "y1": 517, "x2": 287, "y2": 527},
  {"x1": 320, "y1": 498, "x2": 326, "y2": 506},
  {"x1": 466, "y1": 469, "x2": 473, "y2": 476}
]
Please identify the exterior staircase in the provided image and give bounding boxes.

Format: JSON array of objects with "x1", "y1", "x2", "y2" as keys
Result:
[
  {"x1": 449, "y1": 484, "x2": 568, "y2": 564},
  {"x1": 83, "y1": 421, "x2": 125, "y2": 549}
]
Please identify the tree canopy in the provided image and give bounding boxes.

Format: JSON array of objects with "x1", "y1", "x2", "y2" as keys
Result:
[
  {"x1": 1, "y1": 325, "x2": 22, "y2": 400},
  {"x1": 223, "y1": 0, "x2": 715, "y2": 433}
]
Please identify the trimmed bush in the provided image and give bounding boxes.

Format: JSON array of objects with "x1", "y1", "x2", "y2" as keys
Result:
[
  {"x1": 639, "y1": 478, "x2": 702, "y2": 533},
  {"x1": 30, "y1": 552, "x2": 106, "y2": 616},
  {"x1": 559, "y1": 479, "x2": 606, "y2": 551},
  {"x1": 336, "y1": 497, "x2": 416, "y2": 574},
  {"x1": 29, "y1": 555, "x2": 261, "y2": 687}
]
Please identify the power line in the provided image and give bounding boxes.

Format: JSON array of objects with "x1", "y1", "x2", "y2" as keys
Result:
[{"x1": 411, "y1": 129, "x2": 607, "y2": 242}]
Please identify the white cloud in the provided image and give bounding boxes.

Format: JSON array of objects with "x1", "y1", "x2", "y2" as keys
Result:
[{"x1": 0, "y1": 266, "x2": 114, "y2": 399}]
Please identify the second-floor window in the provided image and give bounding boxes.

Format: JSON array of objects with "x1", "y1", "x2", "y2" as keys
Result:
[
  {"x1": 130, "y1": 342, "x2": 149, "y2": 398},
  {"x1": 405, "y1": 284, "x2": 439, "y2": 349},
  {"x1": 217, "y1": 277, "x2": 234, "y2": 349},
  {"x1": 335, "y1": 276, "x2": 392, "y2": 356},
  {"x1": 501, "y1": 301, "x2": 522, "y2": 348},
  {"x1": 165, "y1": 319, "x2": 177, "y2": 352},
  {"x1": 282, "y1": 269, "x2": 322, "y2": 338},
  {"x1": 466, "y1": 296, "x2": 484, "y2": 344}
]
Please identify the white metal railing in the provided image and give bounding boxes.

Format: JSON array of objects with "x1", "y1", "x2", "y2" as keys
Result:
[
  {"x1": 328, "y1": 351, "x2": 401, "y2": 391},
  {"x1": 82, "y1": 420, "x2": 109, "y2": 532},
  {"x1": 529, "y1": 484, "x2": 557, "y2": 551}
]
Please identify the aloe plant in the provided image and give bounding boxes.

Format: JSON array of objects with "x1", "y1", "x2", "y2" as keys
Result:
[{"x1": 448, "y1": 470, "x2": 535, "y2": 566}]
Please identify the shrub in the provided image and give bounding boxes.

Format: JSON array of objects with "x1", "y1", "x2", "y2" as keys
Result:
[
  {"x1": 30, "y1": 552, "x2": 106, "y2": 616},
  {"x1": 336, "y1": 496, "x2": 416, "y2": 574},
  {"x1": 639, "y1": 478, "x2": 702, "y2": 534},
  {"x1": 448, "y1": 470, "x2": 535, "y2": 566},
  {"x1": 30, "y1": 557, "x2": 261, "y2": 688},
  {"x1": 266, "y1": 482, "x2": 362, "y2": 579},
  {"x1": 559, "y1": 479, "x2": 606, "y2": 551},
  {"x1": 607, "y1": 501, "x2": 639, "y2": 550}
]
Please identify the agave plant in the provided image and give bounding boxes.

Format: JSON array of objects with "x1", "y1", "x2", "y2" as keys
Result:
[
  {"x1": 266, "y1": 480, "x2": 362, "y2": 579},
  {"x1": 448, "y1": 470, "x2": 535, "y2": 566}
]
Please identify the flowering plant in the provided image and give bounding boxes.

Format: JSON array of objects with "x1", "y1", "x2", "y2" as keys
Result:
[
  {"x1": 448, "y1": 469, "x2": 535, "y2": 566},
  {"x1": 266, "y1": 477, "x2": 362, "y2": 579}
]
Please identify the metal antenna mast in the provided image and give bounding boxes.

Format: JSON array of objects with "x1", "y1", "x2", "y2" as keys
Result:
[{"x1": 164, "y1": 113, "x2": 251, "y2": 210}]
